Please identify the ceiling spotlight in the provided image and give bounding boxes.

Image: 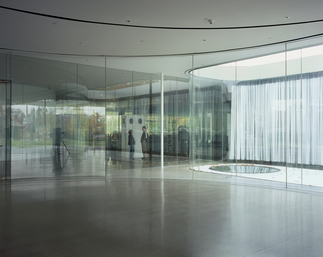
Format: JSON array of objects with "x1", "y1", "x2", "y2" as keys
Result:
[
  {"x1": 283, "y1": 16, "x2": 290, "y2": 19},
  {"x1": 205, "y1": 18, "x2": 215, "y2": 24}
]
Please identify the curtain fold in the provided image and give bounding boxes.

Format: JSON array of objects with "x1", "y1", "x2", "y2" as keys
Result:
[{"x1": 229, "y1": 71, "x2": 323, "y2": 165}]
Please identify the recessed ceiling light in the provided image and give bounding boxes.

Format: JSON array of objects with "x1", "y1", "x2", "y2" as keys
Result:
[
  {"x1": 127, "y1": 20, "x2": 130, "y2": 22},
  {"x1": 203, "y1": 39, "x2": 206, "y2": 41},
  {"x1": 284, "y1": 16, "x2": 290, "y2": 19},
  {"x1": 205, "y1": 18, "x2": 214, "y2": 24}
]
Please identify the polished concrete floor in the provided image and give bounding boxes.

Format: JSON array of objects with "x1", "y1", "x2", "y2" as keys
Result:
[{"x1": 2, "y1": 168, "x2": 323, "y2": 256}]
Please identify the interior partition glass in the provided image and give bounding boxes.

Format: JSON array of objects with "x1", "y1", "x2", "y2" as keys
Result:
[
  {"x1": 10, "y1": 54, "x2": 110, "y2": 178},
  {"x1": 285, "y1": 45, "x2": 303, "y2": 185},
  {"x1": 74, "y1": 59, "x2": 106, "y2": 177},
  {"x1": 233, "y1": 46, "x2": 287, "y2": 183},
  {"x1": 10, "y1": 54, "x2": 61, "y2": 178},
  {"x1": 162, "y1": 75, "x2": 192, "y2": 179},
  {"x1": 191, "y1": 54, "x2": 235, "y2": 181},
  {"x1": 104, "y1": 67, "x2": 134, "y2": 177},
  {"x1": 0, "y1": 79, "x2": 11, "y2": 180},
  {"x1": 192, "y1": 44, "x2": 297, "y2": 184},
  {"x1": 133, "y1": 71, "x2": 162, "y2": 178},
  {"x1": 103, "y1": 62, "x2": 162, "y2": 179},
  {"x1": 300, "y1": 43, "x2": 323, "y2": 187}
]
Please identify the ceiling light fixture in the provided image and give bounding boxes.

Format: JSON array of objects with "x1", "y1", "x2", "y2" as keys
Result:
[
  {"x1": 205, "y1": 18, "x2": 214, "y2": 24},
  {"x1": 284, "y1": 16, "x2": 290, "y2": 19}
]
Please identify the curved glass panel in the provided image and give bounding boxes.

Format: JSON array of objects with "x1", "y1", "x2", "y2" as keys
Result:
[
  {"x1": 3, "y1": 35, "x2": 323, "y2": 189},
  {"x1": 193, "y1": 39, "x2": 323, "y2": 188}
]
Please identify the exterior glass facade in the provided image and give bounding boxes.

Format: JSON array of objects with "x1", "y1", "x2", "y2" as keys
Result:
[
  {"x1": 192, "y1": 41, "x2": 323, "y2": 187},
  {"x1": 0, "y1": 52, "x2": 193, "y2": 180},
  {"x1": 2, "y1": 38, "x2": 323, "y2": 188}
]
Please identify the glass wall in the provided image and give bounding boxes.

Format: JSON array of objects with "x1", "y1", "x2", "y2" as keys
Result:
[
  {"x1": 3, "y1": 36, "x2": 323, "y2": 188},
  {"x1": 192, "y1": 40, "x2": 323, "y2": 188},
  {"x1": 0, "y1": 51, "x2": 193, "y2": 180},
  {"x1": 0, "y1": 79, "x2": 11, "y2": 181}
]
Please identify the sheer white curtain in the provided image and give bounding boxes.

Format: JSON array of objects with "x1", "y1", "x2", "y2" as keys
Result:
[{"x1": 229, "y1": 72, "x2": 323, "y2": 165}]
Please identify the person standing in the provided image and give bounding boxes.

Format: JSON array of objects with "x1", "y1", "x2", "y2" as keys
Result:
[
  {"x1": 141, "y1": 126, "x2": 148, "y2": 159},
  {"x1": 128, "y1": 130, "x2": 135, "y2": 160}
]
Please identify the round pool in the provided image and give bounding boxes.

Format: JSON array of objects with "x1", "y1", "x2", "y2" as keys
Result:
[{"x1": 209, "y1": 164, "x2": 280, "y2": 174}]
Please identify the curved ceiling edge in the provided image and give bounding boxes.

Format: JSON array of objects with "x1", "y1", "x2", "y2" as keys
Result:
[
  {"x1": 2, "y1": 5, "x2": 323, "y2": 30},
  {"x1": 1, "y1": 32, "x2": 323, "y2": 58}
]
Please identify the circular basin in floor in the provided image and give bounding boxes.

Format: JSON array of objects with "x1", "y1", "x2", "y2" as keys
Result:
[{"x1": 209, "y1": 164, "x2": 280, "y2": 174}]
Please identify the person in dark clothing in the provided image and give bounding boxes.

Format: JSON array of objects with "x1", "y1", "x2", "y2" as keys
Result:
[
  {"x1": 128, "y1": 129, "x2": 135, "y2": 160},
  {"x1": 141, "y1": 126, "x2": 148, "y2": 159}
]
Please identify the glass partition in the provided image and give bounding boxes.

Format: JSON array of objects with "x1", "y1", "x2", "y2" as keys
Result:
[
  {"x1": 234, "y1": 45, "x2": 286, "y2": 182},
  {"x1": 0, "y1": 79, "x2": 11, "y2": 180},
  {"x1": 192, "y1": 39, "x2": 323, "y2": 188},
  {"x1": 285, "y1": 47, "x2": 302, "y2": 185},
  {"x1": 6, "y1": 53, "x2": 168, "y2": 180},
  {"x1": 300, "y1": 44, "x2": 323, "y2": 187},
  {"x1": 3, "y1": 36, "x2": 323, "y2": 188},
  {"x1": 191, "y1": 54, "x2": 235, "y2": 180}
]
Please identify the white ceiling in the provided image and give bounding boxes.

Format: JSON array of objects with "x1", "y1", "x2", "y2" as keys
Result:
[{"x1": 1, "y1": 0, "x2": 323, "y2": 78}]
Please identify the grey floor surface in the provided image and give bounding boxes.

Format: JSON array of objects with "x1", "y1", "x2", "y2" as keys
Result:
[{"x1": 1, "y1": 169, "x2": 323, "y2": 256}]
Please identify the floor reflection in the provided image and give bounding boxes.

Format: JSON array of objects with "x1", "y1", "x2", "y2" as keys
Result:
[{"x1": 11, "y1": 147, "x2": 188, "y2": 179}]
